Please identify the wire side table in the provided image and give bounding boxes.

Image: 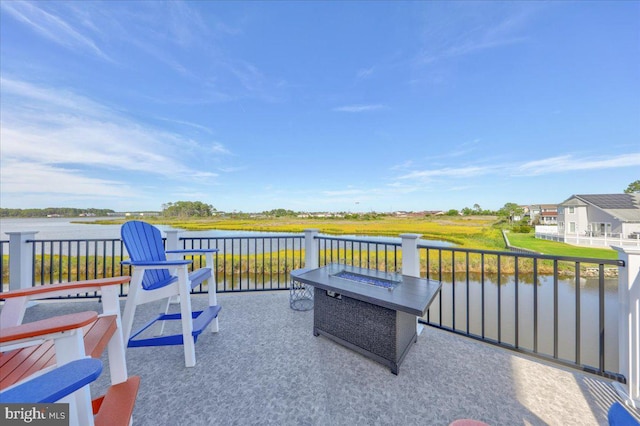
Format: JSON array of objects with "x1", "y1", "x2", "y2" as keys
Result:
[{"x1": 289, "y1": 268, "x2": 314, "y2": 311}]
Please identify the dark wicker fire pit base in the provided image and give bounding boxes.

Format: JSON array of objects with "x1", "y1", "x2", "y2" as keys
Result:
[
  {"x1": 313, "y1": 287, "x2": 417, "y2": 375},
  {"x1": 291, "y1": 264, "x2": 441, "y2": 375}
]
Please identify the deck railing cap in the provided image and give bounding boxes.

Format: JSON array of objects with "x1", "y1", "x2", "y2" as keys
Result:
[
  {"x1": 399, "y1": 233, "x2": 421, "y2": 239},
  {"x1": 611, "y1": 245, "x2": 640, "y2": 255}
]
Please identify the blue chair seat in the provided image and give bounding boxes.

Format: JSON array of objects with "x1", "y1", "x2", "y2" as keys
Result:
[{"x1": 608, "y1": 402, "x2": 640, "y2": 425}]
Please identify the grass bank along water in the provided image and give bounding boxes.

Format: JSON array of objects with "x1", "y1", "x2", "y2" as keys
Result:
[{"x1": 10, "y1": 239, "x2": 615, "y2": 286}]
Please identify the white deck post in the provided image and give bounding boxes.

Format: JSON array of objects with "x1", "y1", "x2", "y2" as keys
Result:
[
  {"x1": 177, "y1": 264, "x2": 196, "y2": 367},
  {"x1": 164, "y1": 229, "x2": 181, "y2": 307},
  {"x1": 401, "y1": 233, "x2": 423, "y2": 335},
  {"x1": 304, "y1": 229, "x2": 319, "y2": 269},
  {"x1": 165, "y1": 229, "x2": 180, "y2": 255},
  {"x1": 6, "y1": 231, "x2": 38, "y2": 291},
  {"x1": 612, "y1": 246, "x2": 640, "y2": 408},
  {"x1": 206, "y1": 251, "x2": 219, "y2": 333}
]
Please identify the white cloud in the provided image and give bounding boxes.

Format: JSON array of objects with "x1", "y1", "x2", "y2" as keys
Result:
[
  {"x1": 416, "y1": 3, "x2": 538, "y2": 65},
  {"x1": 0, "y1": 77, "x2": 227, "y2": 204},
  {"x1": 516, "y1": 153, "x2": 640, "y2": 176},
  {"x1": 391, "y1": 152, "x2": 640, "y2": 189},
  {"x1": 357, "y1": 67, "x2": 375, "y2": 79},
  {"x1": 398, "y1": 165, "x2": 494, "y2": 181},
  {"x1": 390, "y1": 160, "x2": 415, "y2": 171},
  {"x1": 1, "y1": 1, "x2": 111, "y2": 61},
  {"x1": 322, "y1": 189, "x2": 368, "y2": 197},
  {"x1": 333, "y1": 104, "x2": 386, "y2": 113},
  {"x1": 0, "y1": 160, "x2": 136, "y2": 198},
  {"x1": 3, "y1": 2, "x2": 280, "y2": 104}
]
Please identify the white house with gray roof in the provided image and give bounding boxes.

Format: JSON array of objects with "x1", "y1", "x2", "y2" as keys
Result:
[{"x1": 557, "y1": 193, "x2": 640, "y2": 241}]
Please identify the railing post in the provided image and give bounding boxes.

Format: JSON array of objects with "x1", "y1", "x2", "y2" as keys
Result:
[
  {"x1": 612, "y1": 246, "x2": 640, "y2": 407},
  {"x1": 165, "y1": 230, "x2": 180, "y2": 255},
  {"x1": 6, "y1": 231, "x2": 37, "y2": 291},
  {"x1": 162, "y1": 230, "x2": 182, "y2": 306},
  {"x1": 400, "y1": 233, "x2": 421, "y2": 277},
  {"x1": 401, "y1": 233, "x2": 423, "y2": 335},
  {"x1": 304, "y1": 229, "x2": 319, "y2": 269}
]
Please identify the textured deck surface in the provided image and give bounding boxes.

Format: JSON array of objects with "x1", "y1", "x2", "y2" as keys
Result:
[{"x1": 12, "y1": 291, "x2": 639, "y2": 425}]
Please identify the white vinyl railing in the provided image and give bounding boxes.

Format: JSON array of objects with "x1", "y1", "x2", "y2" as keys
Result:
[{"x1": 536, "y1": 232, "x2": 640, "y2": 248}]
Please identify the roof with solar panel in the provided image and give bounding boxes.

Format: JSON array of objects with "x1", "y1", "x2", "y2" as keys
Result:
[{"x1": 561, "y1": 193, "x2": 640, "y2": 222}]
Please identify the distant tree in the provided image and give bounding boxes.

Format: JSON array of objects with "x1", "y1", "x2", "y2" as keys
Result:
[
  {"x1": 498, "y1": 202, "x2": 524, "y2": 223},
  {"x1": 473, "y1": 203, "x2": 481, "y2": 212},
  {"x1": 0, "y1": 208, "x2": 115, "y2": 218},
  {"x1": 461, "y1": 207, "x2": 474, "y2": 216},
  {"x1": 264, "y1": 208, "x2": 296, "y2": 217},
  {"x1": 624, "y1": 180, "x2": 640, "y2": 193},
  {"x1": 531, "y1": 214, "x2": 541, "y2": 226},
  {"x1": 445, "y1": 209, "x2": 459, "y2": 216},
  {"x1": 162, "y1": 201, "x2": 214, "y2": 217}
]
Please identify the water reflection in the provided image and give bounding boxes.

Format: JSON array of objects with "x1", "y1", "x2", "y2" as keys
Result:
[{"x1": 424, "y1": 275, "x2": 618, "y2": 373}]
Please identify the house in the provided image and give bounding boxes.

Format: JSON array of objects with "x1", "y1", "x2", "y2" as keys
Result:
[
  {"x1": 558, "y1": 193, "x2": 640, "y2": 238},
  {"x1": 528, "y1": 204, "x2": 558, "y2": 225}
]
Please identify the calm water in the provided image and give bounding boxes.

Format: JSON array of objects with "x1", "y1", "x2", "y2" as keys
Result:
[
  {"x1": 428, "y1": 274, "x2": 619, "y2": 373},
  {"x1": 0, "y1": 217, "x2": 454, "y2": 246},
  {"x1": 0, "y1": 217, "x2": 290, "y2": 240}
]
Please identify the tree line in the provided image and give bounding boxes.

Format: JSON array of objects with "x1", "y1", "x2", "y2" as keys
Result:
[
  {"x1": 6, "y1": 178, "x2": 637, "y2": 220},
  {"x1": 1, "y1": 208, "x2": 115, "y2": 218},
  {"x1": 0, "y1": 202, "x2": 520, "y2": 220},
  {"x1": 161, "y1": 201, "x2": 216, "y2": 217}
]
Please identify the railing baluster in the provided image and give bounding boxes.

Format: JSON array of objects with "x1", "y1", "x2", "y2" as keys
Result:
[
  {"x1": 224, "y1": 239, "x2": 229, "y2": 291},
  {"x1": 466, "y1": 252, "x2": 470, "y2": 335},
  {"x1": 553, "y1": 259, "x2": 559, "y2": 359},
  {"x1": 84, "y1": 240, "x2": 88, "y2": 281},
  {"x1": 0, "y1": 241, "x2": 5, "y2": 292},
  {"x1": 599, "y1": 263, "x2": 605, "y2": 375},
  {"x1": 38, "y1": 241, "x2": 43, "y2": 284},
  {"x1": 533, "y1": 258, "x2": 538, "y2": 353},
  {"x1": 497, "y1": 254, "x2": 501, "y2": 343},
  {"x1": 575, "y1": 261, "x2": 581, "y2": 365},
  {"x1": 262, "y1": 238, "x2": 266, "y2": 289},
  {"x1": 452, "y1": 251, "x2": 456, "y2": 331},
  {"x1": 481, "y1": 252, "x2": 485, "y2": 339},
  {"x1": 58, "y1": 240, "x2": 63, "y2": 283},
  {"x1": 239, "y1": 238, "x2": 243, "y2": 291},
  {"x1": 438, "y1": 249, "x2": 442, "y2": 326},
  {"x1": 515, "y1": 255, "x2": 519, "y2": 348}
]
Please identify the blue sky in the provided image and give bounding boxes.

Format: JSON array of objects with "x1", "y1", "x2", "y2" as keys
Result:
[{"x1": 1, "y1": 1, "x2": 638, "y2": 213}]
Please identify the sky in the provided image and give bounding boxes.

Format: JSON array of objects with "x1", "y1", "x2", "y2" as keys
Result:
[{"x1": 1, "y1": 1, "x2": 639, "y2": 213}]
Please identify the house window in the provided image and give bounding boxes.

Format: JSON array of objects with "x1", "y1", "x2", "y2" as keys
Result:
[
  {"x1": 569, "y1": 222, "x2": 576, "y2": 233},
  {"x1": 569, "y1": 207, "x2": 574, "y2": 214}
]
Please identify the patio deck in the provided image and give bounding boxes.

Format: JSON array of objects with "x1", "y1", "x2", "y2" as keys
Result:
[{"x1": 14, "y1": 291, "x2": 637, "y2": 425}]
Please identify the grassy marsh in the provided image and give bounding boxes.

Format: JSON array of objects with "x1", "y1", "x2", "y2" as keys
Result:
[
  {"x1": 3, "y1": 215, "x2": 617, "y2": 285},
  {"x1": 94, "y1": 215, "x2": 505, "y2": 249}
]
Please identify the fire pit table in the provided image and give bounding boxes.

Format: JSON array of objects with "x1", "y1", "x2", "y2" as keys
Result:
[{"x1": 291, "y1": 264, "x2": 441, "y2": 374}]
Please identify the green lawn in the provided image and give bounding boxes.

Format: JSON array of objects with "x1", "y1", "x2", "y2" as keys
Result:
[{"x1": 506, "y1": 232, "x2": 618, "y2": 259}]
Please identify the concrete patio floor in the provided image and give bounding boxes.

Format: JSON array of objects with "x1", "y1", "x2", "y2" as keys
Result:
[{"x1": 14, "y1": 291, "x2": 640, "y2": 426}]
